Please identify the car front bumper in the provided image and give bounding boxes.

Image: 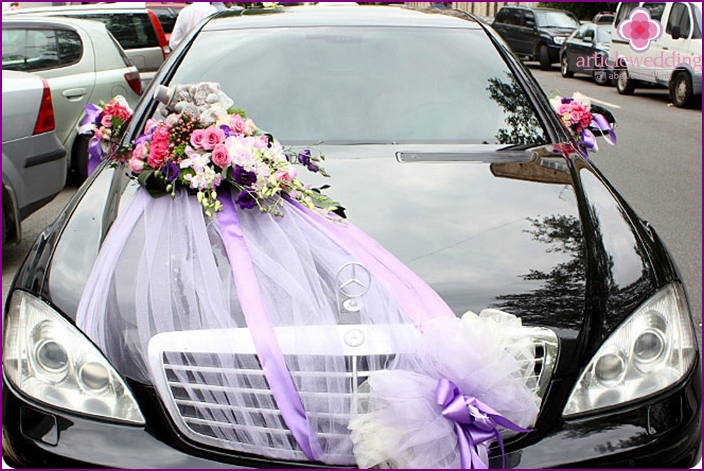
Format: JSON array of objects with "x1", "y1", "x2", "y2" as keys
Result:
[{"x1": 3, "y1": 362, "x2": 701, "y2": 469}]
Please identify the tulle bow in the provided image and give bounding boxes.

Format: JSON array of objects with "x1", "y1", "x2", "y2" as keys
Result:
[{"x1": 436, "y1": 378, "x2": 532, "y2": 469}]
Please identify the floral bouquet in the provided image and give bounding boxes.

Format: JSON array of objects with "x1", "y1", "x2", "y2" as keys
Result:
[
  {"x1": 79, "y1": 96, "x2": 133, "y2": 175},
  {"x1": 549, "y1": 92, "x2": 616, "y2": 155},
  {"x1": 82, "y1": 83, "x2": 339, "y2": 218}
]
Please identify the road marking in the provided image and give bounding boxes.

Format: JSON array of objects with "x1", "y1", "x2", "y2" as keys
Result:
[{"x1": 581, "y1": 94, "x2": 622, "y2": 109}]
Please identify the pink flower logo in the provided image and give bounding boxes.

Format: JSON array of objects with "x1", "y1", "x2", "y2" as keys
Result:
[{"x1": 618, "y1": 7, "x2": 662, "y2": 53}]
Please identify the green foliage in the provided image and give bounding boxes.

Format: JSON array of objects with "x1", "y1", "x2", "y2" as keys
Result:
[{"x1": 539, "y1": 2, "x2": 619, "y2": 21}]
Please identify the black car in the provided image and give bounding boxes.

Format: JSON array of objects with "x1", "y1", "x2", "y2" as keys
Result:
[
  {"x1": 492, "y1": 6, "x2": 580, "y2": 70},
  {"x1": 560, "y1": 23, "x2": 614, "y2": 86},
  {"x1": 2, "y1": 5, "x2": 701, "y2": 469}
]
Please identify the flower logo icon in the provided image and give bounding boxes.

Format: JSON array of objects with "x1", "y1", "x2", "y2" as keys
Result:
[{"x1": 618, "y1": 7, "x2": 663, "y2": 53}]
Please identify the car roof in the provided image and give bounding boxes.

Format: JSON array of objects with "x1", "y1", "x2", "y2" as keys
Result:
[
  {"x1": 2, "y1": 14, "x2": 113, "y2": 32},
  {"x1": 5, "y1": 4, "x2": 149, "y2": 14},
  {"x1": 203, "y1": 5, "x2": 484, "y2": 32}
]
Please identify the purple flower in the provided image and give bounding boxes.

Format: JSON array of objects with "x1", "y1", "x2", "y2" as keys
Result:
[
  {"x1": 307, "y1": 161, "x2": 319, "y2": 173},
  {"x1": 233, "y1": 165, "x2": 257, "y2": 186},
  {"x1": 235, "y1": 190, "x2": 256, "y2": 210},
  {"x1": 561, "y1": 97, "x2": 573, "y2": 104},
  {"x1": 298, "y1": 149, "x2": 311, "y2": 166},
  {"x1": 219, "y1": 124, "x2": 235, "y2": 138},
  {"x1": 162, "y1": 161, "x2": 180, "y2": 183}
]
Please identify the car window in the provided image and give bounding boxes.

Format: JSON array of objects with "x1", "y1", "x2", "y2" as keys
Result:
[
  {"x1": 494, "y1": 9, "x2": 510, "y2": 24},
  {"x1": 666, "y1": 3, "x2": 692, "y2": 38},
  {"x1": 152, "y1": 7, "x2": 179, "y2": 34},
  {"x1": 573, "y1": 24, "x2": 588, "y2": 39},
  {"x1": 535, "y1": 11, "x2": 579, "y2": 28},
  {"x1": 2, "y1": 27, "x2": 82, "y2": 72},
  {"x1": 642, "y1": 3, "x2": 666, "y2": 22},
  {"x1": 614, "y1": 2, "x2": 638, "y2": 27},
  {"x1": 584, "y1": 26, "x2": 595, "y2": 40},
  {"x1": 596, "y1": 27, "x2": 612, "y2": 43},
  {"x1": 73, "y1": 12, "x2": 159, "y2": 50},
  {"x1": 167, "y1": 27, "x2": 549, "y2": 146}
]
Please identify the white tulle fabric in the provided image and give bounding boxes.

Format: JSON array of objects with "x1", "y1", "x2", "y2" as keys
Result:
[
  {"x1": 348, "y1": 310, "x2": 540, "y2": 469},
  {"x1": 76, "y1": 186, "x2": 538, "y2": 466}
]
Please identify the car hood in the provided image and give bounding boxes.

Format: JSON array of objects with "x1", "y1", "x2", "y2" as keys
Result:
[{"x1": 38, "y1": 143, "x2": 658, "y2": 373}]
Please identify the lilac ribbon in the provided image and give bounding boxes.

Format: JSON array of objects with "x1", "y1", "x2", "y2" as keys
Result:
[
  {"x1": 87, "y1": 136, "x2": 103, "y2": 176},
  {"x1": 216, "y1": 192, "x2": 324, "y2": 462},
  {"x1": 580, "y1": 113, "x2": 617, "y2": 155},
  {"x1": 81, "y1": 102, "x2": 102, "y2": 128},
  {"x1": 436, "y1": 378, "x2": 532, "y2": 469}
]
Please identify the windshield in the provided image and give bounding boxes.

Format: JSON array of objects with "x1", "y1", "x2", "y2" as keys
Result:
[
  {"x1": 535, "y1": 11, "x2": 579, "y2": 28},
  {"x1": 168, "y1": 26, "x2": 548, "y2": 146}
]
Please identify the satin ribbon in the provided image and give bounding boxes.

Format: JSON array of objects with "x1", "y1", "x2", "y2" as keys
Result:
[
  {"x1": 436, "y1": 378, "x2": 532, "y2": 469},
  {"x1": 216, "y1": 192, "x2": 324, "y2": 461},
  {"x1": 87, "y1": 136, "x2": 103, "y2": 176},
  {"x1": 580, "y1": 113, "x2": 617, "y2": 155}
]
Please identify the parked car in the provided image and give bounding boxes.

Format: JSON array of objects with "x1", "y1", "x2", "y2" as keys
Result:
[
  {"x1": 6, "y1": 4, "x2": 169, "y2": 89},
  {"x1": 2, "y1": 16, "x2": 142, "y2": 179},
  {"x1": 592, "y1": 11, "x2": 616, "y2": 25},
  {"x1": 2, "y1": 70, "x2": 66, "y2": 245},
  {"x1": 492, "y1": 6, "x2": 580, "y2": 70},
  {"x1": 146, "y1": 2, "x2": 185, "y2": 42},
  {"x1": 560, "y1": 23, "x2": 613, "y2": 85},
  {"x1": 2, "y1": 5, "x2": 700, "y2": 469},
  {"x1": 610, "y1": 2, "x2": 702, "y2": 108}
]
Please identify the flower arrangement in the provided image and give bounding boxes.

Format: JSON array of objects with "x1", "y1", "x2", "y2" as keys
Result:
[
  {"x1": 82, "y1": 83, "x2": 339, "y2": 217},
  {"x1": 549, "y1": 92, "x2": 616, "y2": 154},
  {"x1": 79, "y1": 96, "x2": 133, "y2": 174}
]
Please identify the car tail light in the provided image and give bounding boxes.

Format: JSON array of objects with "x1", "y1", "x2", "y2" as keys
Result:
[
  {"x1": 33, "y1": 78, "x2": 55, "y2": 135},
  {"x1": 148, "y1": 9, "x2": 170, "y2": 58},
  {"x1": 125, "y1": 70, "x2": 142, "y2": 96}
]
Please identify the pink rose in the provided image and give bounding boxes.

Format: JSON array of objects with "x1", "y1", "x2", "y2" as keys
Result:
[
  {"x1": 101, "y1": 113, "x2": 114, "y2": 128},
  {"x1": 129, "y1": 156, "x2": 145, "y2": 174},
  {"x1": 202, "y1": 126, "x2": 225, "y2": 150},
  {"x1": 273, "y1": 169, "x2": 293, "y2": 183},
  {"x1": 147, "y1": 140, "x2": 169, "y2": 168},
  {"x1": 230, "y1": 114, "x2": 246, "y2": 136},
  {"x1": 190, "y1": 129, "x2": 206, "y2": 149},
  {"x1": 211, "y1": 144, "x2": 231, "y2": 168},
  {"x1": 93, "y1": 128, "x2": 105, "y2": 142},
  {"x1": 153, "y1": 126, "x2": 171, "y2": 143},
  {"x1": 132, "y1": 141, "x2": 148, "y2": 160}
]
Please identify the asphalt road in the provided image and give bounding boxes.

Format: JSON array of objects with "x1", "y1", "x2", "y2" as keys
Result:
[{"x1": 2, "y1": 66, "x2": 702, "y2": 347}]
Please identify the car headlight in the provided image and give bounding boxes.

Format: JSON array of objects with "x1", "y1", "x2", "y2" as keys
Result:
[
  {"x1": 553, "y1": 36, "x2": 566, "y2": 45},
  {"x1": 563, "y1": 284, "x2": 697, "y2": 417},
  {"x1": 3, "y1": 291, "x2": 145, "y2": 424}
]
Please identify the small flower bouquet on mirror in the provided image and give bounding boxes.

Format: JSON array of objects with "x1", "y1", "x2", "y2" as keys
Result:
[
  {"x1": 82, "y1": 82, "x2": 340, "y2": 218},
  {"x1": 549, "y1": 92, "x2": 617, "y2": 155},
  {"x1": 79, "y1": 96, "x2": 133, "y2": 174}
]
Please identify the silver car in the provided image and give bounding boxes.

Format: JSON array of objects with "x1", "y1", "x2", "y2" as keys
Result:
[
  {"x1": 2, "y1": 16, "x2": 142, "y2": 178},
  {"x1": 2, "y1": 70, "x2": 66, "y2": 245}
]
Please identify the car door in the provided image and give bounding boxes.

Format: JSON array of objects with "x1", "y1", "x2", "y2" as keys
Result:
[
  {"x1": 563, "y1": 24, "x2": 587, "y2": 71},
  {"x1": 576, "y1": 24, "x2": 597, "y2": 73},
  {"x1": 516, "y1": 11, "x2": 538, "y2": 55},
  {"x1": 636, "y1": 2, "x2": 667, "y2": 82},
  {"x1": 658, "y1": 2, "x2": 698, "y2": 84},
  {"x1": 2, "y1": 23, "x2": 96, "y2": 151}
]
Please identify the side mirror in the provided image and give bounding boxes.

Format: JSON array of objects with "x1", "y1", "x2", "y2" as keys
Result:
[
  {"x1": 589, "y1": 104, "x2": 617, "y2": 134},
  {"x1": 583, "y1": 35, "x2": 593, "y2": 42},
  {"x1": 671, "y1": 25, "x2": 682, "y2": 40}
]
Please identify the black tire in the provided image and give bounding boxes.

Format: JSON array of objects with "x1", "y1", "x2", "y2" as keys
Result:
[
  {"x1": 670, "y1": 72, "x2": 694, "y2": 108},
  {"x1": 616, "y1": 69, "x2": 636, "y2": 95},
  {"x1": 538, "y1": 44, "x2": 552, "y2": 70},
  {"x1": 593, "y1": 68, "x2": 610, "y2": 86},
  {"x1": 560, "y1": 55, "x2": 574, "y2": 78}
]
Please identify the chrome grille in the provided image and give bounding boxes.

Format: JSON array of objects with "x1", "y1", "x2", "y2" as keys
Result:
[{"x1": 148, "y1": 325, "x2": 558, "y2": 463}]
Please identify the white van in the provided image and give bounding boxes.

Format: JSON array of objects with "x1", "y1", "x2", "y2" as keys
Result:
[{"x1": 609, "y1": 2, "x2": 702, "y2": 108}]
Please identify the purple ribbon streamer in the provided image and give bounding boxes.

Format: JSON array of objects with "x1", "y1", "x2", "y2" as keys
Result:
[
  {"x1": 580, "y1": 113, "x2": 617, "y2": 155},
  {"x1": 216, "y1": 192, "x2": 324, "y2": 462},
  {"x1": 436, "y1": 378, "x2": 532, "y2": 469},
  {"x1": 81, "y1": 102, "x2": 102, "y2": 127},
  {"x1": 87, "y1": 136, "x2": 103, "y2": 176}
]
